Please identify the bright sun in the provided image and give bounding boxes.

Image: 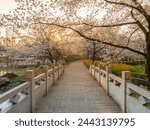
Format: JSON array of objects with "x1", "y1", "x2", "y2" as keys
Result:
[{"x1": 0, "y1": 0, "x2": 17, "y2": 14}]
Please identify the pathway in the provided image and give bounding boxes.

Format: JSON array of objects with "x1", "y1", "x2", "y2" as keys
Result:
[{"x1": 35, "y1": 61, "x2": 121, "y2": 113}]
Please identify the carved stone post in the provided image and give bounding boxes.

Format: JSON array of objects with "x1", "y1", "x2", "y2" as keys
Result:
[
  {"x1": 106, "y1": 66, "x2": 112, "y2": 96},
  {"x1": 27, "y1": 70, "x2": 35, "y2": 113},
  {"x1": 44, "y1": 65, "x2": 48, "y2": 95},
  {"x1": 122, "y1": 71, "x2": 131, "y2": 113}
]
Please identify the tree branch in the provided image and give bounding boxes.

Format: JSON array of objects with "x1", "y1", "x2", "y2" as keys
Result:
[
  {"x1": 95, "y1": 45, "x2": 106, "y2": 53},
  {"x1": 82, "y1": 22, "x2": 137, "y2": 28},
  {"x1": 130, "y1": 9, "x2": 147, "y2": 34},
  {"x1": 39, "y1": 22, "x2": 146, "y2": 56},
  {"x1": 131, "y1": 0, "x2": 149, "y2": 19},
  {"x1": 113, "y1": 27, "x2": 140, "y2": 57},
  {"x1": 104, "y1": 0, "x2": 149, "y2": 19}
]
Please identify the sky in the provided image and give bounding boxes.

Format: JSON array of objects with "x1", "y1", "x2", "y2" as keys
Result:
[
  {"x1": 0, "y1": 0, "x2": 16, "y2": 14},
  {"x1": 0, "y1": 0, "x2": 17, "y2": 36}
]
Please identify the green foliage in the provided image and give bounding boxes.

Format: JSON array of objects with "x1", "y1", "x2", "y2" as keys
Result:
[
  {"x1": 34, "y1": 65, "x2": 45, "y2": 76},
  {"x1": 143, "y1": 103, "x2": 150, "y2": 108},
  {"x1": 111, "y1": 64, "x2": 147, "y2": 79},
  {"x1": 129, "y1": 92, "x2": 141, "y2": 99},
  {"x1": 83, "y1": 60, "x2": 146, "y2": 79},
  {"x1": 94, "y1": 60, "x2": 100, "y2": 67},
  {"x1": 48, "y1": 64, "x2": 53, "y2": 69},
  {"x1": 83, "y1": 59, "x2": 100, "y2": 69},
  {"x1": 83, "y1": 60, "x2": 136, "y2": 74},
  {"x1": 83, "y1": 59, "x2": 91, "y2": 69},
  {"x1": 65, "y1": 55, "x2": 80, "y2": 63},
  {"x1": 132, "y1": 73, "x2": 147, "y2": 79},
  {"x1": 2, "y1": 73, "x2": 18, "y2": 79},
  {"x1": 16, "y1": 71, "x2": 27, "y2": 80},
  {"x1": 111, "y1": 63, "x2": 136, "y2": 76},
  {"x1": 132, "y1": 64, "x2": 147, "y2": 79},
  {"x1": 2, "y1": 73, "x2": 26, "y2": 83},
  {"x1": 134, "y1": 64, "x2": 145, "y2": 74},
  {"x1": 16, "y1": 65, "x2": 48, "y2": 81}
]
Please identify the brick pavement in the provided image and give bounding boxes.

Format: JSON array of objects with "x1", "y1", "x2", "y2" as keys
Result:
[{"x1": 35, "y1": 61, "x2": 121, "y2": 113}]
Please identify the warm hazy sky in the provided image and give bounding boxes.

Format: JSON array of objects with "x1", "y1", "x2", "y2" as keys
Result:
[
  {"x1": 0, "y1": 0, "x2": 16, "y2": 14},
  {"x1": 0, "y1": 0, "x2": 17, "y2": 36}
]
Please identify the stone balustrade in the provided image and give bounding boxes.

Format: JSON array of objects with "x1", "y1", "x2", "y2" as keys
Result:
[
  {"x1": 90, "y1": 64, "x2": 150, "y2": 113},
  {"x1": 0, "y1": 62, "x2": 64, "y2": 113}
]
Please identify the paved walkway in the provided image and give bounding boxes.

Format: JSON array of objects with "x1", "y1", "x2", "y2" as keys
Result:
[{"x1": 35, "y1": 61, "x2": 121, "y2": 113}]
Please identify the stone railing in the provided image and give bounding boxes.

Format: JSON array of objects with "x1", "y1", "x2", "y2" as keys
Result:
[
  {"x1": 90, "y1": 64, "x2": 150, "y2": 113},
  {"x1": 0, "y1": 63, "x2": 64, "y2": 113}
]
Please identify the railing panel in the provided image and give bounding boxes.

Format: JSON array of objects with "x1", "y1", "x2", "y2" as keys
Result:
[
  {"x1": 127, "y1": 83, "x2": 150, "y2": 99},
  {"x1": 34, "y1": 73, "x2": 45, "y2": 82},
  {"x1": 126, "y1": 82, "x2": 150, "y2": 113},
  {"x1": 100, "y1": 69, "x2": 107, "y2": 75},
  {"x1": 109, "y1": 79, "x2": 124, "y2": 110},
  {"x1": 109, "y1": 74, "x2": 123, "y2": 83},
  {"x1": 0, "y1": 82, "x2": 29, "y2": 104},
  {"x1": 0, "y1": 82, "x2": 30, "y2": 112},
  {"x1": 5, "y1": 94, "x2": 30, "y2": 113},
  {"x1": 48, "y1": 76, "x2": 53, "y2": 91},
  {"x1": 95, "y1": 71, "x2": 99, "y2": 81},
  {"x1": 126, "y1": 96, "x2": 150, "y2": 113},
  {"x1": 89, "y1": 64, "x2": 150, "y2": 113},
  {"x1": 34, "y1": 81, "x2": 46, "y2": 106},
  {"x1": 55, "y1": 71, "x2": 59, "y2": 81},
  {"x1": 0, "y1": 62, "x2": 64, "y2": 113}
]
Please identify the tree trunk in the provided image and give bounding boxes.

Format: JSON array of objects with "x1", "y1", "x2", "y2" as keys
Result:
[
  {"x1": 92, "y1": 44, "x2": 96, "y2": 64},
  {"x1": 145, "y1": 61, "x2": 148, "y2": 74},
  {"x1": 47, "y1": 52, "x2": 53, "y2": 63},
  {"x1": 146, "y1": 57, "x2": 150, "y2": 90},
  {"x1": 146, "y1": 32, "x2": 150, "y2": 90}
]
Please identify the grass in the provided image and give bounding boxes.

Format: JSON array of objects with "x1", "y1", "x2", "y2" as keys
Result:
[
  {"x1": 83, "y1": 59, "x2": 102, "y2": 69},
  {"x1": 134, "y1": 64, "x2": 145, "y2": 74},
  {"x1": 83, "y1": 60, "x2": 91, "y2": 69},
  {"x1": 34, "y1": 65, "x2": 44, "y2": 76},
  {"x1": 65, "y1": 55, "x2": 81, "y2": 63},
  {"x1": 16, "y1": 71, "x2": 27, "y2": 80},
  {"x1": 2, "y1": 73, "x2": 18, "y2": 79},
  {"x1": 132, "y1": 64, "x2": 147, "y2": 79},
  {"x1": 15, "y1": 65, "x2": 52, "y2": 81},
  {"x1": 83, "y1": 59, "x2": 146, "y2": 78},
  {"x1": 111, "y1": 63, "x2": 136, "y2": 76},
  {"x1": 111, "y1": 64, "x2": 146, "y2": 78}
]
